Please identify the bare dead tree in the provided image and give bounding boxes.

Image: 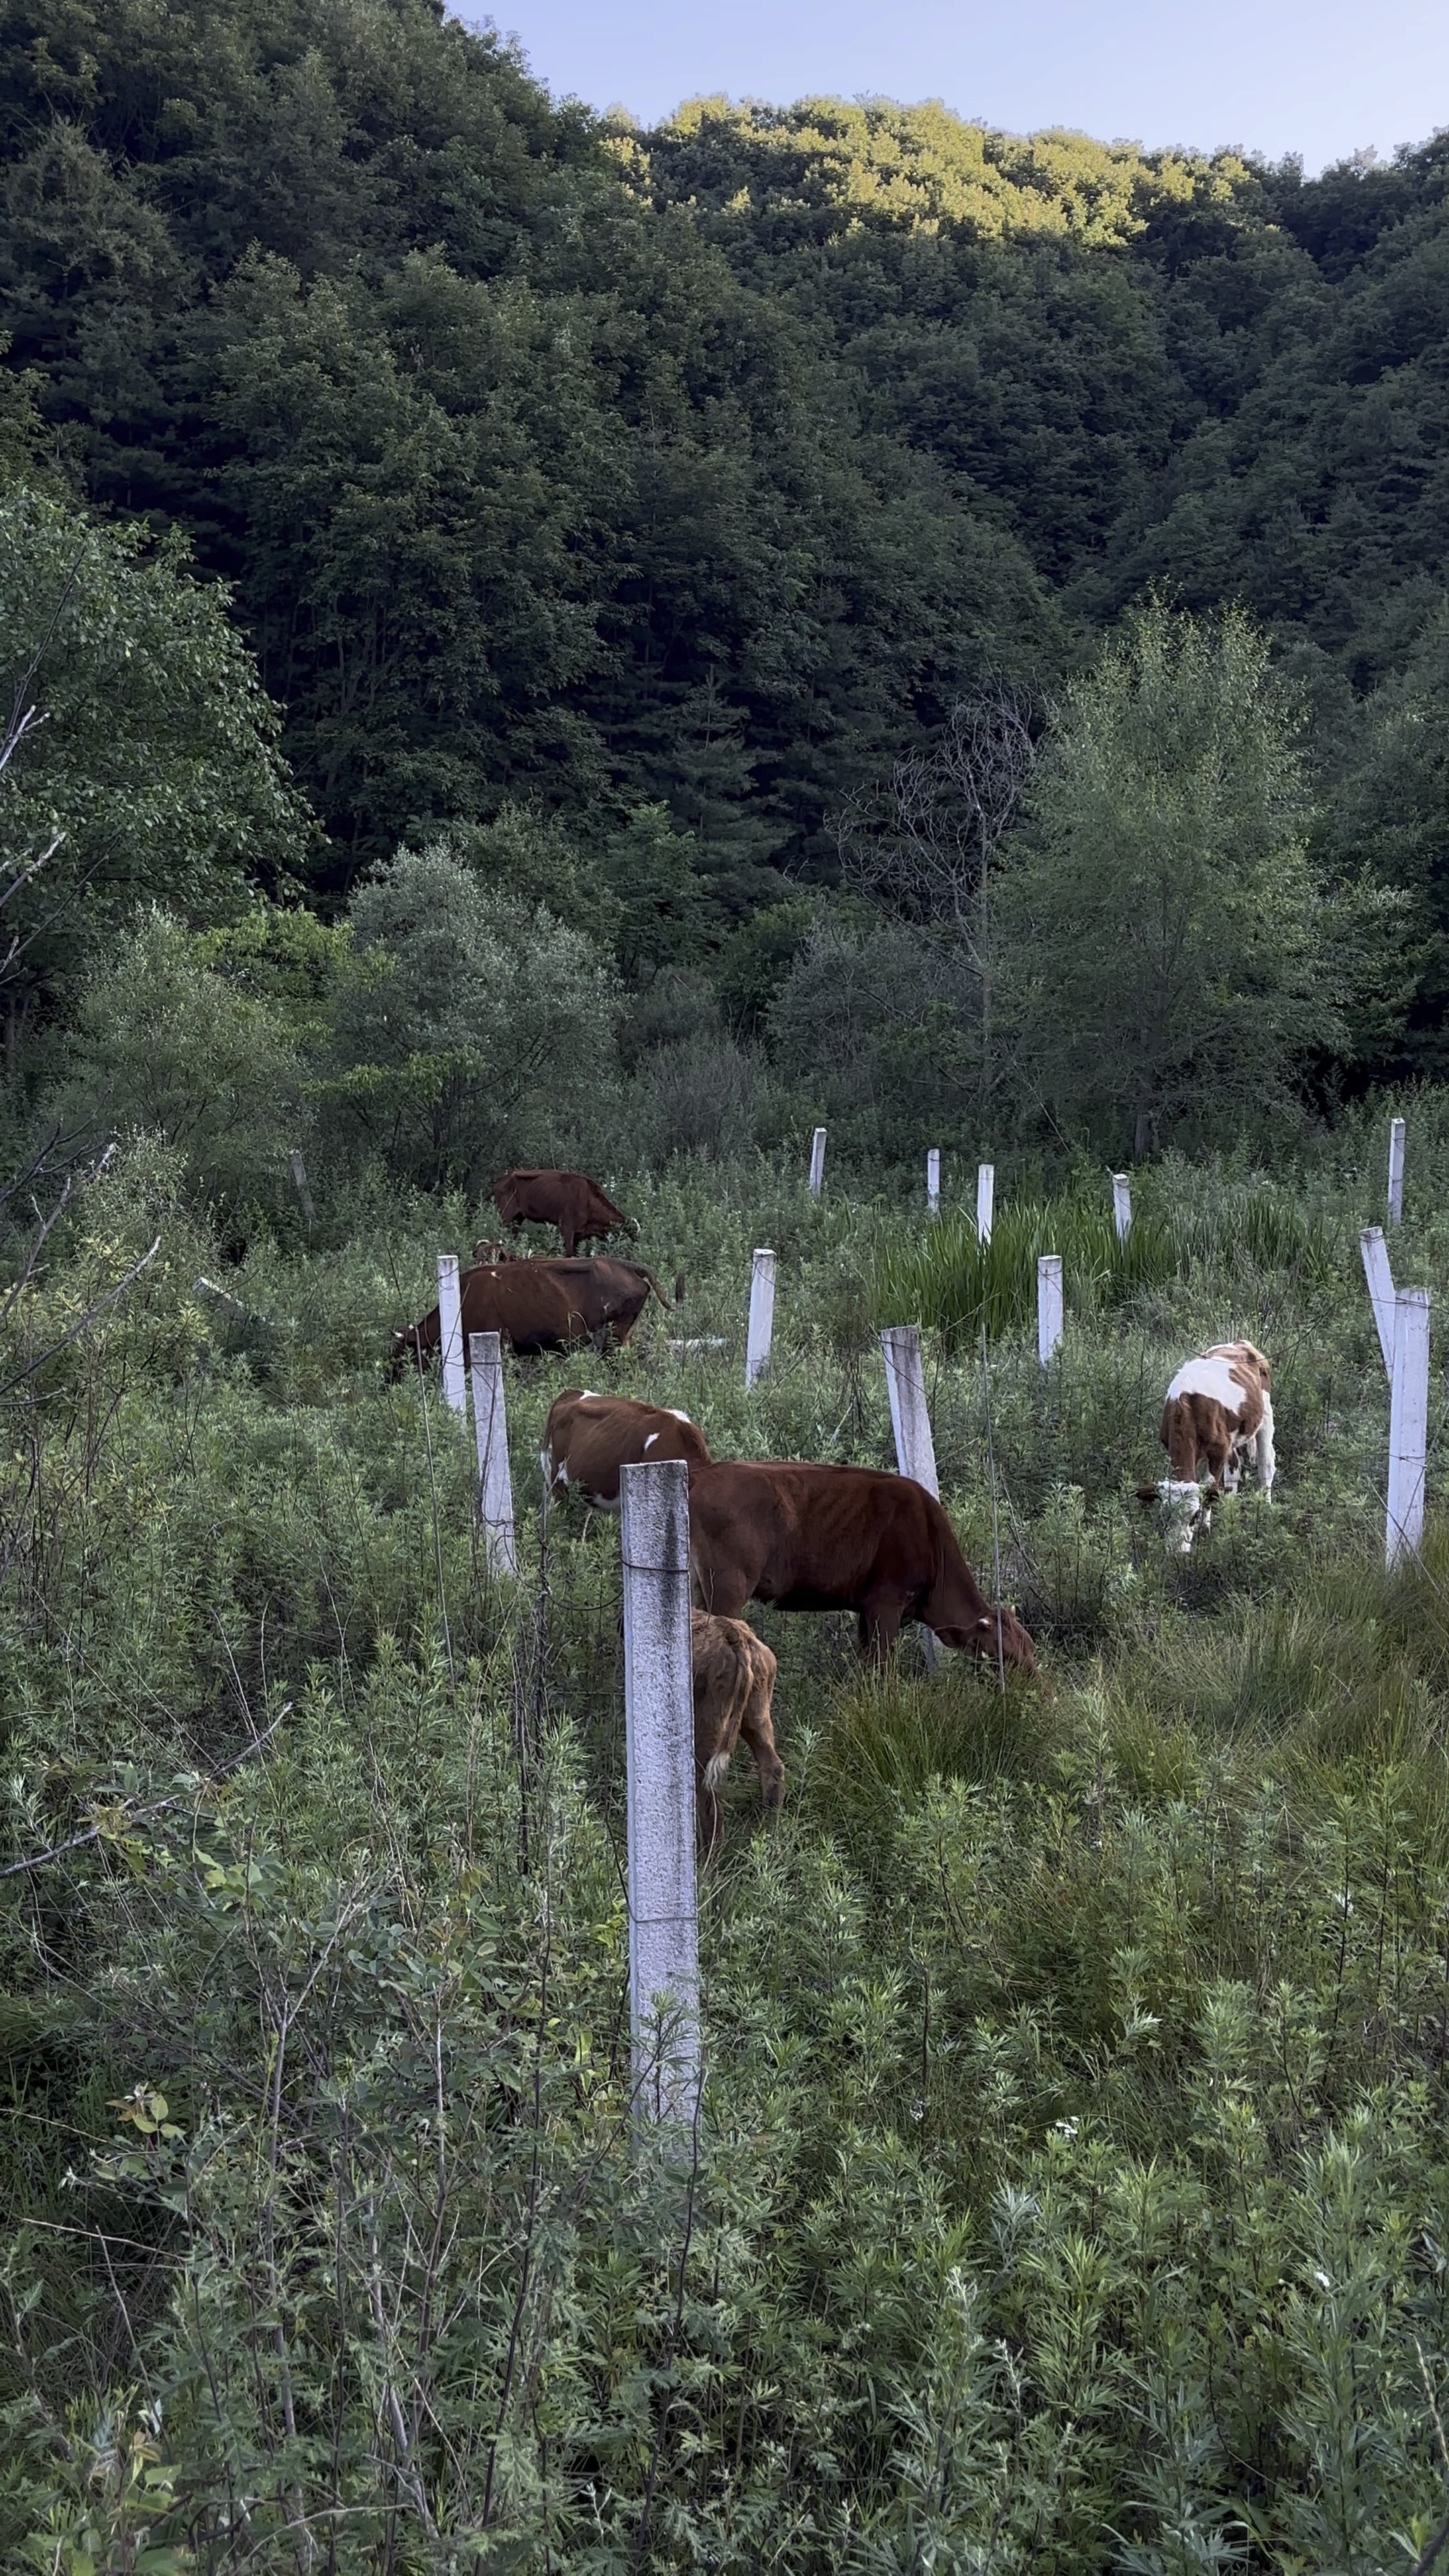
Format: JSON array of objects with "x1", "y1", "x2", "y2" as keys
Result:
[{"x1": 837, "y1": 680, "x2": 1038, "y2": 1108}]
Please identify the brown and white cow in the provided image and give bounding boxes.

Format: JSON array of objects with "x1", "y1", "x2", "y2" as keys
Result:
[
  {"x1": 1138, "y1": 1340, "x2": 1276, "y2": 1554},
  {"x1": 688, "y1": 1459, "x2": 1035, "y2": 1672},
  {"x1": 691, "y1": 1610, "x2": 783, "y2": 1856},
  {"x1": 490, "y1": 1169, "x2": 633, "y2": 1259},
  {"x1": 541, "y1": 1389, "x2": 714, "y2": 1515},
  {"x1": 388, "y1": 1255, "x2": 672, "y2": 1373}
]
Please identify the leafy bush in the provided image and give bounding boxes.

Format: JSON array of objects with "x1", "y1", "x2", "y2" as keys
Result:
[{"x1": 321, "y1": 841, "x2": 622, "y2": 1190}]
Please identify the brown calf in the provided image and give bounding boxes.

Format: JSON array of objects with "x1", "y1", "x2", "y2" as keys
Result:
[
  {"x1": 491, "y1": 1168, "x2": 633, "y2": 1259},
  {"x1": 688, "y1": 1459, "x2": 1035, "y2": 1672},
  {"x1": 541, "y1": 1389, "x2": 713, "y2": 1514},
  {"x1": 691, "y1": 1609, "x2": 783, "y2": 1856}
]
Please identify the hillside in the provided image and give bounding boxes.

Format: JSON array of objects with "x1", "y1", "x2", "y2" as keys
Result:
[{"x1": 3, "y1": 9, "x2": 1448, "y2": 955}]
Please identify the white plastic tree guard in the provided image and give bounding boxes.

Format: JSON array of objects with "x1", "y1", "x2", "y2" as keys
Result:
[
  {"x1": 745, "y1": 1247, "x2": 775, "y2": 1389},
  {"x1": 1038, "y1": 1254, "x2": 1063, "y2": 1367},
  {"x1": 927, "y1": 1148, "x2": 941, "y2": 1216},
  {"x1": 620, "y1": 1458, "x2": 700, "y2": 2125},
  {"x1": 288, "y1": 1149, "x2": 315, "y2": 1226},
  {"x1": 1389, "y1": 1116, "x2": 1406, "y2": 1228},
  {"x1": 1387, "y1": 1286, "x2": 1431, "y2": 1568},
  {"x1": 809, "y1": 1126, "x2": 827, "y2": 1197},
  {"x1": 880, "y1": 1324, "x2": 941, "y2": 1672},
  {"x1": 976, "y1": 1163, "x2": 994, "y2": 1245},
  {"x1": 435, "y1": 1253, "x2": 468, "y2": 1416},
  {"x1": 1112, "y1": 1173, "x2": 1132, "y2": 1243},
  {"x1": 469, "y1": 1330, "x2": 517, "y2": 1576},
  {"x1": 1360, "y1": 1226, "x2": 1397, "y2": 1379}
]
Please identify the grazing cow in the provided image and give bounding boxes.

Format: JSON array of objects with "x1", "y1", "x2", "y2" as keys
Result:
[
  {"x1": 389, "y1": 1256, "x2": 672, "y2": 1374},
  {"x1": 491, "y1": 1169, "x2": 633, "y2": 1259},
  {"x1": 541, "y1": 1390, "x2": 713, "y2": 1515},
  {"x1": 691, "y1": 1610, "x2": 783, "y2": 1856},
  {"x1": 1138, "y1": 1340, "x2": 1276, "y2": 1554},
  {"x1": 688, "y1": 1460, "x2": 1035, "y2": 1672}
]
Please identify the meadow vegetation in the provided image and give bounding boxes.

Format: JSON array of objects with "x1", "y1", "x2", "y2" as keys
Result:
[{"x1": 2, "y1": 1117, "x2": 1449, "y2": 2570}]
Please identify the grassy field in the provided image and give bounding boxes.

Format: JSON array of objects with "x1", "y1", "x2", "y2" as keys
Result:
[{"x1": 3, "y1": 1111, "x2": 1449, "y2": 2571}]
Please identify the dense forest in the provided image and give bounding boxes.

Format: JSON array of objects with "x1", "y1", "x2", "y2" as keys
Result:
[{"x1": 3, "y1": 0, "x2": 1449, "y2": 1171}]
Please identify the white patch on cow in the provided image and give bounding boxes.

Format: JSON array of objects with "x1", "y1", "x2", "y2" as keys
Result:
[
  {"x1": 554, "y1": 1459, "x2": 570, "y2": 1488},
  {"x1": 580, "y1": 1390, "x2": 600, "y2": 1402},
  {"x1": 1255, "y1": 1393, "x2": 1277, "y2": 1493},
  {"x1": 1166, "y1": 1353, "x2": 1244, "y2": 1413},
  {"x1": 643, "y1": 1431, "x2": 659, "y2": 1452},
  {"x1": 703, "y1": 1749, "x2": 732, "y2": 1791},
  {"x1": 1159, "y1": 1477, "x2": 1205, "y2": 1557},
  {"x1": 588, "y1": 1489, "x2": 621, "y2": 1513},
  {"x1": 667, "y1": 1407, "x2": 692, "y2": 1424}
]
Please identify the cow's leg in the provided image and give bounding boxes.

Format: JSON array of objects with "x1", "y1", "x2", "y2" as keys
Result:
[
  {"x1": 739, "y1": 1661, "x2": 784, "y2": 1817},
  {"x1": 857, "y1": 1586, "x2": 906, "y2": 1665},
  {"x1": 1254, "y1": 1395, "x2": 1277, "y2": 1495},
  {"x1": 559, "y1": 1225, "x2": 577, "y2": 1257}
]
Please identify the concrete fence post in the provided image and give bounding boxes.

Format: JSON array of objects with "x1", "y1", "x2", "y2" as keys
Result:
[
  {"x1": 745, "y1": 1248, "x2": 775, "y2": 1389},
  {"x1": 976, "y1": 1163, "x2": 994, "y2": 1246},
  {"x1": 1389, "y1": 1115, "x2": 1406, "y2": 1228},
  {"x1": 436, "y1": 1253, "x2": 468, "y2": 1417},
  {"x1": 469, "y1": 1330, "x2": 517, "y2": 1577},
  {"x1": 1038, "y1": 1254, "x2": 1063, "y2": 1368},
  {"x1": 809, "y1": 1126, "x2": 826, "y2": 1197},
  {"x1": 1387, "y1": 1286, "x2": 1431, "y2": 1569},
  {"x1": 288, "y1": 1149, "x2": 315, "y2": 1227},
  {"x1": 881, "y1": 1324, "x2": 941, "y2": 1672},
  {"x1": 1112, "y1": 1173, "x2": 1132, "y2": 1244},
  {"x1": 620, "y1": 1459, "x2": 700, "y2": 2125},
  {"x1": 926, "y1": 1147, "x2": 941, "y2": 1217},
  {"x1": 1360, "y1": 1226, "x2": 1397, "y2": 1380}
]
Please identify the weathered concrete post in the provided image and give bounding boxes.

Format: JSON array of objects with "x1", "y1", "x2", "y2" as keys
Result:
[
  {"x1": 469, "y1": 1330, "x2": 517, "y2": 1576},
  {"x1": 976, "y1": 1163, "x2": 994, "y2": 1245},
  {"x1": 621, "y1": 1459, "x2": 700, "y2": 2125},
  {"x1": 1387, "y1": 1286, "x2": 1430, "y2": 1569},
  {"x1": 288, "y1": 1149, "x2": 315, "y2": 1227},
  {"x1": 881, "y1": 1324, "x2": 941, "y2": 1672},
  {"x1": 926, "y1": 1148, "x2": 941, "y2": 1217},
  {"x1": 1038, "y1": 1254, "x2": 1063, "y2": 1368},
  {"x1": 745, "y1": 1247, "x2": 775, "y2": 1389},
  {"x1": 1360, "y1": 1226, "x2": 1397, "y2": 1379},
  {"x1": 1112, "y1": 1173, "x2": 1132, "y2": 1244},
  {"x1": 809, "y1": 1126, "x2": 826, "y2": 1197},
  {"x1": 1389, "y1": 1115, "x2": 1406, "y2": 1228},
  {"x1": 436, "y1": 1253, "x2": 467, "y2": 1417}
]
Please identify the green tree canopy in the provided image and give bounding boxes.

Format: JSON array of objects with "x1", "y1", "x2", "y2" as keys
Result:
[
  {"x1": 323, "y1": 842, "x2": 621, "y2": 1190},
  {"x1": 999, "y1": 602, "x2": 1353, "y2": 1157},
  {"x1": 0, "y1": 485, "x2": 307, "y2": 1065}
]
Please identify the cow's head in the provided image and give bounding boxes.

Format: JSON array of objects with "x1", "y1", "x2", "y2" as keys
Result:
[
  {"x1": 1141, "y1": 1476, "x2": 1206, "y2": 1556},
  {"x1": 940, "y1": 1603, "x2": 1036, "y2": 1676},
  {"x1": 387, "y1": 1325, "x2": 429, "y2": 1382}
]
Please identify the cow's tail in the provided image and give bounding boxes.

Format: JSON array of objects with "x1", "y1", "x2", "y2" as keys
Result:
[{"x1": 639, "y1": 1267, "x2": 674, "y2": 1312}]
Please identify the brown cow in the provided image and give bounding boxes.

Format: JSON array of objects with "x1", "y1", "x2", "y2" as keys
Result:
[
  {"x1": 692, "y1": 1610, "x2": 783, "y2": 1856},
  {"x1": 688, "y1": 1460, "x2": 1035, "y2": 1672},
  {"x1": 491, "y1": 1169, "x2": 633, "y2": 1259},
  {"x1": 541, "y1": 1390, "x2": 713, "y2": 1515},
  {"x1": 389, "y1": 1256, "x2": 672, "y2": 1374},
  {"x1": 1138, "y1": 1340, "x2": 1276, "y2": 1556}
]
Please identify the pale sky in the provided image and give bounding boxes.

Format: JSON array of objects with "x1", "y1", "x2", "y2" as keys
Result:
[{"x1": 474, "y1": 0, "x2": 1449, "y2": 176}]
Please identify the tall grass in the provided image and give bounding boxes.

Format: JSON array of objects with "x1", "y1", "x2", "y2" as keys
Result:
[
  {"x1": 871, "y1": 1197, "x2": 1175, "y2": 1341},
  {"x1": 872, "y1": 1187, "x2": 1344, "y2": 1341}
]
